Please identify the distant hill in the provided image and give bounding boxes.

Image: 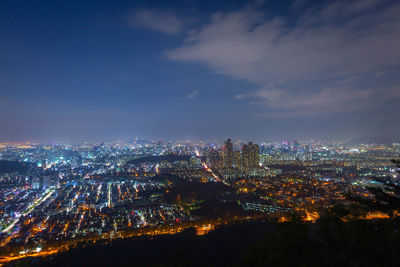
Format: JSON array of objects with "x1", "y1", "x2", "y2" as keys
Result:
[
  {"x1": 348, "y1": 136, "x2": 400, "y2": 145},
  {"x1": 127, "y1": 154, "x2": 190, "y2": 165},
  {"x1": 0, "y1": 160, "x2": 32, "y2": 174}
]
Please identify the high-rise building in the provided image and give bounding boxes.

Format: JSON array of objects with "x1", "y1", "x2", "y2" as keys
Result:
[
  {"x1": 233, "y1": 151, "x2": 241, "y2": 168},
  {"x1": 241, "y1": 141, "x2": 260, "y2": 169},
  {"x1": 241, "y1": 144, "x2": 249, "y2": 170},
  {"x1": 223, "y1": 139, "x2": 233, "y2": 168},
  {"x1": 248, "y1": 142, "x2": 260, "y2": 167}
]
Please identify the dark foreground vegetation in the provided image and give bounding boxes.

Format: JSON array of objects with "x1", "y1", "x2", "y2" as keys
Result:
[
  {"x1": 127, "y1": 155, "x2": 190, "y2": 165},
  {"x1": 8, "y1": 215, "x2": 400, "y2": 267}
]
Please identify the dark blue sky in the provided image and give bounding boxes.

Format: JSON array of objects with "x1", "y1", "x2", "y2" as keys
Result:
[{"x1": 1, "y1": 0, "x2": 399, "y2": 142}]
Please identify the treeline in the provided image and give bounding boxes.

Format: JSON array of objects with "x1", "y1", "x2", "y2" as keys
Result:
[
  {"x1": 126, "y1": 155, "x2": 191, "y2": 165},
  {"x1": 0, "y1": 160, "x2": 32, "y2": 174}
]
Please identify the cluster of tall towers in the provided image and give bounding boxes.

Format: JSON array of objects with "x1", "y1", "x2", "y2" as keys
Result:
[{"x1": 222, "y1": 139, "x2": 259, "y2": 169}]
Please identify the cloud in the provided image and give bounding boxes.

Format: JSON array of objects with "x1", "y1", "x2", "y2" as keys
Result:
[
  {"x1": 298, "y1": 0, "x2": 382, "y2": 26},
  {"x1": 238, "y1": 84, "x2": 400, "y2": 117},
  {"x1": 186, "y1": 89, "x2": 198, "y2": 99},
  {"x1": 129, "y1": 9, "x2": 182, "y2": 35},
  {"x1": 167, "y1": 0, "x2": 400, "y2": 117}
]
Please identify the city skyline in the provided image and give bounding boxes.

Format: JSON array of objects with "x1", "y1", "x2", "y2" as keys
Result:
[
  {"x1": 1, "y1": 0, "x2": 399, "y2": 142},
  {"x1": 1, "y1": 138, "x2": 399, "y2": 265},
  {"x1": 1, "y1": 1, "x2": 400, "y2": 265}
]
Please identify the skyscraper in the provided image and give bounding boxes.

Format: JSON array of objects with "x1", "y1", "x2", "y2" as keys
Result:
[
  {"x1": 249, "y1": 142, "x2": 260, "y2": 167},
  {"x1": 241, "y1": 144, "x2": 249, "y2": 170},
  {"x1": 241, "y1": 141, "x2": 260, "y2": 169},
  {"x1": 223, "y1": 139, "x2": 234, "y2": 168},
  {"x1": 233, "y1": 151, "x2": 241, "y2": 168}
]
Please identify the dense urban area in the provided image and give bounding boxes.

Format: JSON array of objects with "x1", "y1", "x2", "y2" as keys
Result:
[{"x1": 0, "y1": 138, "x2": 399, "y2": 265}]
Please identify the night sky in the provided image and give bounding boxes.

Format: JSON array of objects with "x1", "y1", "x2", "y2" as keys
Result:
[{"x1": 1, "y1": 0, "x2": 399, "y2": 142}]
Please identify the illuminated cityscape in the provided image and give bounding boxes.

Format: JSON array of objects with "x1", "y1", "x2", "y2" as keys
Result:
[
  {"x1": 0, "y1": 139, "x2": 399, "y2": 264},
  {"x1": 1, "y1": 0, "x2": 400, "y2": 265}
]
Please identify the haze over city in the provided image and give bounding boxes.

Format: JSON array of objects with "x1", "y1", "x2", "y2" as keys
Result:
[{"x1": 1, "y1": 0, "x2": 400, "y2": 142}]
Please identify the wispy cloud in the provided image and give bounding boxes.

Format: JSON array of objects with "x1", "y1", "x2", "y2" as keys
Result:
[
  {"x1": 167, "y1": 0, "x2": 400, "y2": 117},
  {"x1": 238, "y1": 84, "x2": 400, "y2": 117},
  {"x1": 129, "y1": 9, "x2": 182, "y2": 35},
  {"x1": 186, "y1": 89, "x2": 198, "y2": 99}
]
